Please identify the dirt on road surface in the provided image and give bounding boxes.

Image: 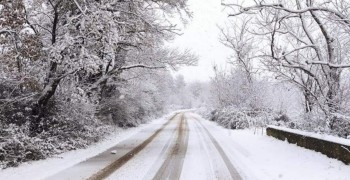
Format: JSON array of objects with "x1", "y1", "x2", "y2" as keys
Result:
[
  {"x1": 47, "y1": 112, "x2": 243, "y2": 180},
  {"x1": 152, "y1": 114, "x2": 189, "y2": 180}
]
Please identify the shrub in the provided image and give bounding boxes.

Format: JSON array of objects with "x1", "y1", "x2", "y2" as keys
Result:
[
  {"x1": 328, "y1": 114, "x2": 350, "y2": 138},
  {"x1": 0, "y1": 116, "x2": 110, "y2": 169},
  {"x1": 97, "y1": 96, "x2": 143, "y2": 128},
  {"x1": 281, "y1": 112, "x2": 350, "y2": 139},
  {"x1": 0, "y1": 82, "x2": 111, "y2": 169},
  {"x1": 209, "y1": 106, "x2": 290, "y2": 130}
]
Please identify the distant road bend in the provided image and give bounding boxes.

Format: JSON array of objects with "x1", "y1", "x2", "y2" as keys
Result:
[{"x1": 47, "y1": 112, "x2": 243, "y2": 180}]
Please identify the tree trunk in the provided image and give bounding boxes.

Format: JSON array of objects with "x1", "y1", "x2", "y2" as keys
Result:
[
  {"x1": 30, "y1": 77, "x2": 61, "y2": 135},
  {"x1": 325, "y1": 68, "x2": 341, "y2": 129},
  {"x1": 303, "y1": 90, "x2": 314, "y2": 113},
  {"x1": 326, "y1": 68, "x2": 341, "y2": 113}
]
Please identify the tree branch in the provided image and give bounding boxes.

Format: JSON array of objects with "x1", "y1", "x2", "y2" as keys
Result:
[
  {"x1": 119, "y1": 64, "x2": 166, "y2": 71},
  {"x1": 305, "y1": 61, "x2": 350, "y2": 68},
  {"x1": 227, "y1": 3, "x2": 350, "y2": 27}
]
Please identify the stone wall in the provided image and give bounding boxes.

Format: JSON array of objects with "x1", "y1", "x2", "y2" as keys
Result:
[{"x1": 267, "y1": 127, "x2": 350, "y2": 165}]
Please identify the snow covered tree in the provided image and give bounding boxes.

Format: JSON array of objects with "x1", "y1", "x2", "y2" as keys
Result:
[
  {"x1": 219, "y1": 18, "x2": 255, "y2": 83},
  {"x1": 223, "y1": 0, "x2": 350, "y2": 120},
  {"x1": 1, "y1": 0, "x2": 196, "y2": 134},
  {"x1": 0, "y1": 0, "x2": 197, "y2": 168}
]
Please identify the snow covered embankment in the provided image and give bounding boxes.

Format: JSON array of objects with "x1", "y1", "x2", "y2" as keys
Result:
[
  {"x1": 0, "y1": 113, "x2": 175, "y2": 180},
  {"x1": 267, "y1": 125, "x2": 350, "y2": 165},
  {"x1": 191, "y1": 113, "x2": 350, "y2": 180}
]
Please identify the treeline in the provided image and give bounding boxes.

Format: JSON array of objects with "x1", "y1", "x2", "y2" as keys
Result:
[
  {"x1": 207, "y1": 0, "x2": 350, "y2": 139},
  {"x1": 0, "y1": 0, "x2": 196, "y2": 168}
]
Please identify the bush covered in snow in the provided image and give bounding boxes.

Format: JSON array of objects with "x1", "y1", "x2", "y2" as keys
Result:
[
  {"x1": 285, "y1": 112, "x2": 350, "y2": 139},
  {"x1": 209, "y1": 106, "x2": 289, "y2": 129},
  {"x1": 0, "y1": 121, "x2": 110, "y2": 169},
  {"x1": 0, "y1": 86, "x2": 111, "y2": 169},
  {"x1": 328, "y1": 114, "x2": 350, "y2": 139},
  {"x1": 97, "y1": 95, "x2": 148, "y2": 128},
  {"x1": 206, "y1": 105, "x2": 350, "y2": 140}
]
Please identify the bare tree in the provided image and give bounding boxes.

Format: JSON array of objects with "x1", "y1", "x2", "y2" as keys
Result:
[
  {"x1": 219, "y1": 17, "x2": 255, "y2": 83},
  {"x1": 223, "y1": 0, "x2": 350, "y2": 119}
]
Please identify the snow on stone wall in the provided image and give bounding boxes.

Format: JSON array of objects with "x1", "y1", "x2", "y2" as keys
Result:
[{"x1": 267, "y1": 126, "x2": 350, "y2": 165}]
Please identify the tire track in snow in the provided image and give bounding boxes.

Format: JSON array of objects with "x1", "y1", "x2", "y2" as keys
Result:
[
  {"x1": 152, "y1": 113, "x2": 189, "y2": 180},
  {"x1": 194, "y1": 118, "x2": 242, "y2": 180},
  {"x1": 181, "y1": 113, "x2": 216, "y2": 180},
  {"x1": 190, "y1": 118, "x2": 233, "y2": 179},
  {"x1": 88, "y1": 113, "x2": 179, "y2": 180},
  {"x1": 142, "y1": 119, "x2": 179, "y2": 180}
]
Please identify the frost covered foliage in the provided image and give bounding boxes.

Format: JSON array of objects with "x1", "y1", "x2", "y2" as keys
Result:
[
  {"x1": 0, "y1": 0, "x2": 196, "y2": 169},
  {"x1": 0, "y1": 121, "x2": 110, "y2": 169},
  {"x1": 0, "y1": 79, "x2": 109, "y2": 169},
  {"x1": 208, "y1": 66, "x2": 296, "y2": 130},
  {"x1": 217, "y1": 0, "x2": 350, "y2": 139},
  {"x1": 286, "y1": 112, "x2": 350, "y2": 139},
  {"x1": 328, "y1": 114, "x2": 350, "y2": 139},
  {"x1": 97, "y1": 93, "x2": 149, "y2": 127},
  {"x1": 96, "y1": 68, "x2": 176, "y2": 127},
  {"x1": 209, "y1": 106, "x2": 289, "y2": 130},
  {"x1": 0, "y1": 86, "x2": 111, "y2": 169},
  {"x1": 0, "y1": 69, "x2": 177, "y2": 168}
]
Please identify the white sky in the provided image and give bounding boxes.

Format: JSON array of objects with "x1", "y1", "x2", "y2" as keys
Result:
[{"x1": 169, "y1": 0, "x2": 233, "y2": 82}]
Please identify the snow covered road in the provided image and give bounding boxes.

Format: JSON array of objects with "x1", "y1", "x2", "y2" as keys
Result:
[
  {"x1": 46, "y1": 112, "x2": 243, "y2": 180},
  {"x1": 2, "y1": 111, "x2": 350, "y2": 180}
]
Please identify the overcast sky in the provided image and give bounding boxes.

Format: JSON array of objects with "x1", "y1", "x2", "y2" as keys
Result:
[{"x1": 169, "y1": 0, "x2": 233, "y2": 82}]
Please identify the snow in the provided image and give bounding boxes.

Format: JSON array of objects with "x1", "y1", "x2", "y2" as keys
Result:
[
  {"x1": 2, "y1": 112, "x2": 350, "y2": 180},
  {"x1": 268, "y1": 125, "x2": 350, "y2": 146},
  {"x1": 0, "y1": 113, "x2": 175, "y2": 180},
  {"x1": 180, "y1": 113, "x2": 234, "y2": 179},
  {"x1": 106, "y1": 114, "x2": 179, "y2": 180},
  {"x1": 108, "y1": 112, "x2": 350, "y2": 180},
  {"x1": 191, "y1": 113, "x2": 350, "y2": 180}
]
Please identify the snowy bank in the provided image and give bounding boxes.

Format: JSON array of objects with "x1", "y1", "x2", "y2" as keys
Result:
[
  {"x1": 190, "y1": 113, "x2": 350, "y2": 180},
  {"x1": 267, "y1": 125, "x2": 350, "y2": 165},
  {"x1": 0, "y1": 114, "x2": 174, "y2": 180}
]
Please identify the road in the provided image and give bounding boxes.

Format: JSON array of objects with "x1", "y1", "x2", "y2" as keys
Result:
[{"x1": 47, "y1": 112, "x2": 242, "y2": 180}]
